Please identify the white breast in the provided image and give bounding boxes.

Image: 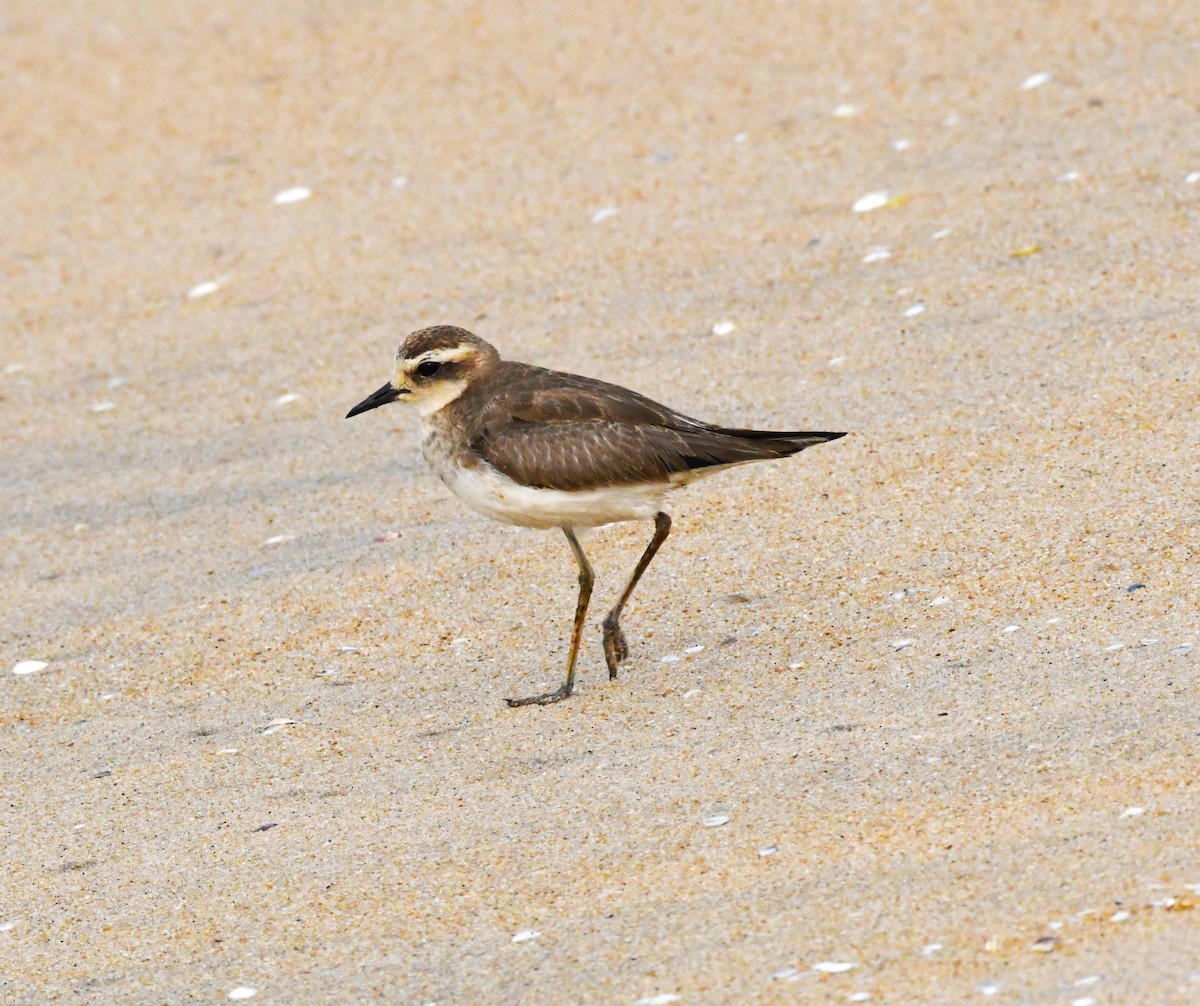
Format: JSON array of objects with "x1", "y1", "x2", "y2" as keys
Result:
[{"x1": 441, "y1": 462, "x2": 666, "y2": 529}]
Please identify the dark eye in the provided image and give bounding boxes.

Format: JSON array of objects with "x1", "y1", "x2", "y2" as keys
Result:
[{"x1": 415, "y1": 360, "x2": 441, "y2": 378}]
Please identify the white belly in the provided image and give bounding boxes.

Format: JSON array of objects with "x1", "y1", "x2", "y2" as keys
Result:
[{"x1": 442, "y1": 461, "x2": 666, "y2": 529}]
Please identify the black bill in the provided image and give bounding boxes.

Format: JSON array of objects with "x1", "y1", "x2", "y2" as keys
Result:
[{"x1": 346, "y1": 382, "x2": 407, "y2": 418}]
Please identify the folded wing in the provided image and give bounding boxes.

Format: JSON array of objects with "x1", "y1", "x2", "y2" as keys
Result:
[{"x1": 469, "y1": 365, "x2": 845, "y2": 492}]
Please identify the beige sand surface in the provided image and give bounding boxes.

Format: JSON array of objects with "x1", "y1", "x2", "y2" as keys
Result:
[{"x1": 3, "y1": 1, "x2": 1198, "y2": 1002}]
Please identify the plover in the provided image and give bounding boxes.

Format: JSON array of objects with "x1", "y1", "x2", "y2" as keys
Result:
[{"x1": 347, "y1": 325, "x2": 845, "y2": 706}]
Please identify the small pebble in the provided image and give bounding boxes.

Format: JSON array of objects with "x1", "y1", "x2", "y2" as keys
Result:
[
  {"x1": 1046, "y1": 617, "x2": 1062, "y2": 624},
  {"x1": 891, "y1": 138, "x2": 912, "y2": 151},
  {"x1": 732, "y1": 132, "x2": 748, "y2": 144},
  {"x1": 978, "y1": 981, "x2": 1000, "y2": 996},
  {"x1": 1011, "y1": 245, "x2": 1040, "y2": 257},
  {"x1": 1174, "y1": 643, "x2": 1193, "y2": 654},
  {"x1": 832, "y1": 103, "x2": 862, "y2": 117},
  {"x1": 903, "y1": 304, "x2": 926, "y2": 317},
  {"x1": 1109, "y1": 910, "x2": 1131, "y2": 922},
  {"x1": 849, "y1": 995, "x2": 872, "y2": 1003},
  {"x1": 758, "y1": 844, "x2": 779, "y2": 857},
  {"x1": 391, "y1": 176, "x2": 409, "y2": 188},
  {"x1": 1140, "y1": 638, "x2": 1158, "y2": 645},
  {"x1": 261, "y1": 718, "x2": 298, "y2": 736},
  {"x1": 1105, "y1": 643, "x2": 1124, "y2": 652},
  {"x1": 0, "y1": 921, "x2": 15, "y2": 931},
  {"x1": 930, "y1": 596, "x2": 950, "y2": 607},
  {"x1": 374, "y1": 530, "x2": 401, "y2": 542},
  {"x1": 186, "y1": 279, "x2": 224, "y2": 299},
  {"x1": 1120, "y1": 806, "x2": 1145, "y2": 818},
  {"x1": 272, "y1": 186, "x2": 311, "y2": 204},
  {"x1": 590, "y1": 206, "x2": 618, "y2": 223},
  {"x1": 891, "y1": 639, "x2": 915, "y2": 651},
  {"x1": 1031, "y1": 935, "x2": 1059, "y2": 952},
  {"x1": 1074, "y1": 976, "x2": 1101, "y2": 987},
  {"x1": 263, "y1": 534, "x2": 294, "y2": 546},
  {"x1": 274, "y1": 392, "x2": 299, "y2": 406},
  {"x1": 1185, "y1": 171, "x2": 1200, "y2": 184},
  {"x1": 252, "y1": 823, "x2": 277, "y2": 833},
  {"x1": 1126, "y1": 582, "x2": 1146, "y2": 592},
  {"x1": 511, "y1": 929, "x2": 540, "y2": 943},
  {"x1": 921, "y1": 943, "x2": 943, "y2": 956},
  {"x1": 770, "y1": 966, "x2": 800, "y2": 980},
  {"x1": 635, "y1": 996, "x2": 681, "y2": 1006},
  {"x1": 228, "y1": 990, "x2": 257, "y2": 1001},
  {"x1": 703, "y1": 813, "x2": 731, "y2": 827},
  {"x1": 1002, "y1": 625, "x2": 1020, "y2": 633},
  {"x1": 813, "y1": 962, "x2": 856, "y2": 974},
  {"x1": 862, "y1": 247, "x2": 891, "y2": 264},
  {"x1": 931, "y1": 228, "x2": 952, "y2": 240},
  {"x1": 828, "y1": 356, "x2": 846, "y2": 366},
  {"x1": 12, "y1": 660, "x2": 48, "y2": 675},
  {"x1": 683, "y1": 644, "x2": 704, "y2": 654},
  {"x1": 217, "y1": 748, "x2": 238, "y2": 755},
  {"x1": 681, "y1": 689, "x2": 702, "y2": 699},
  {"x1": 660, "y1": 654, "x2": 681, "y2": 663},
  {"x1": 852, "y1": 191, "x2": 890, "y2": 213},
  {"x1": 1021, "y1": 71, "x2": 1053, "y2": 90},
  {"x1": 1057, "y1": 171, "x2": 1081, "y2": 182},
  {"x1": 1073, "y1": 999, "x2": 1096, "y2": 1006},
  {"x1": 711, "y1": 320, "x2": 736, "y2": 336},
  {"x1": 91, "y1": 401, "x2": 115, "y2": 413}
]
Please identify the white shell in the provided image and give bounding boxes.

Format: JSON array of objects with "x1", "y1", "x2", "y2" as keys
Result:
[
  {"x1": 12, "y1": 660, "x2": 48, "y2": 675},
  {"x1": 272, "y1": 186, "x2": 311, "y2": 204},
  {"x1": 852, "y1": 191, "x2": 889, "y2": 213},
  {"x1": 187, "y1": 279, "x2": 224, "y2": 299}
]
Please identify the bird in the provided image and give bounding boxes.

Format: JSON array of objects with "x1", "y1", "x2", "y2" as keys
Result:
[{"x1": 346, "y1": 325, "x2": 845, "y2": 707}]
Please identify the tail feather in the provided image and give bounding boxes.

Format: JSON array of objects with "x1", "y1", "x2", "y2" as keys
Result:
[{"x1": 676, "y1": 428, "x2": 847, "y2": 473}]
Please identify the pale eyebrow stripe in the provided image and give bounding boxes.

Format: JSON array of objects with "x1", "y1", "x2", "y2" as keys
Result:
[{"x1": 401, "y1": 345, "x2": 475, "y2": 369}]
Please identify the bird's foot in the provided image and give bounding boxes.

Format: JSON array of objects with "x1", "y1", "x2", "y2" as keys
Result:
[
  {"x1": 505, "y1": 683, "x2": 574, "y2": 707},
  {"x1": 602, "y1": 619, "x2": 629, "y2": 679}
]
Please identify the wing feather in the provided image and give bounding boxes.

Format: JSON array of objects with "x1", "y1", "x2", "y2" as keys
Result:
[{"x1": 465, "y1": 362, "x2": 845, "y2": 491}]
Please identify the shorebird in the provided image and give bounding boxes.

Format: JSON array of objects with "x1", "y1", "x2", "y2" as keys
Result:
[{"x1": 347, "y1": 325, "x2": 845, "y2": 707}]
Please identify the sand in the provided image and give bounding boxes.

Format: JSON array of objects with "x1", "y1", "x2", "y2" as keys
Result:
[{"x1": 3, "y1": 0, "x2": 1198, "y2": 1002}]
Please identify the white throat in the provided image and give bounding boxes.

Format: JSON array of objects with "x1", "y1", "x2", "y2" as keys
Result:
[{"x1": 414, "y1": 379, "x2": 469, "y2": 417}]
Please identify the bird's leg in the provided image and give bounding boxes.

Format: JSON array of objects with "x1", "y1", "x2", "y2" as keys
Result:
[
  {"x1": 506, "y1": 528, "x2": 594, "y2": 707},
  {"x1": 602, "y1": 511, "x2": 672, "y2": 678}
]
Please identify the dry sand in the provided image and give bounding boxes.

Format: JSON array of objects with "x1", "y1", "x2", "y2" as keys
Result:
[{"x1": 3, "y1": 1, "x2": 1198, "y2": 1002}]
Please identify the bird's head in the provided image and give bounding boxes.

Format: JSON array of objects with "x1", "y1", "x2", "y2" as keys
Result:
[{"x1": 346, "y1": 325, "x2": 501, "y2": 419}]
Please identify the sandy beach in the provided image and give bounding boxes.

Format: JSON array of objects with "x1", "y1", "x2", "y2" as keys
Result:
[{"x1": 3, "y1": 1, "x2": 1198, "y2": 1001}]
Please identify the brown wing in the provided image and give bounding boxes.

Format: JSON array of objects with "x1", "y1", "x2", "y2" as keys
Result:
[{"x1": 466, "y1": 361, "x2": 846, "y2": 491}]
